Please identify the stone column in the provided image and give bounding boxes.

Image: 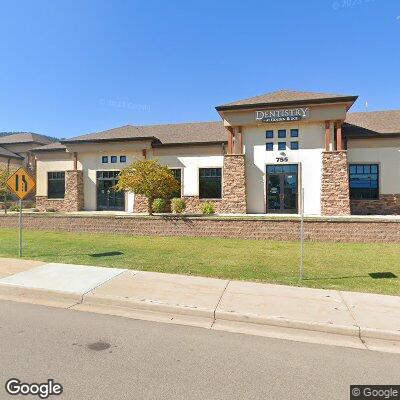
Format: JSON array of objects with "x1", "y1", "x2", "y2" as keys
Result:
[
  {"x1": 321, "y1": 151, "x2": 351, "y2": 216},
  {"x1": 221, "y1": 154, "x2": 247, "y2": 213},
  {"x1": 64, "y1": 170, "x2": 84, "y2": 212}
]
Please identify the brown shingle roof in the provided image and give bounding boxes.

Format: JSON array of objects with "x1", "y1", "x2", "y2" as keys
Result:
[
  {"x1": 31, "y1": 142, "x2": 67, "y2": 152},
  {"x1": 61, "y1": 121, "x2": 227, "y2": 146},
  {"x1": 344, "y1": 110, "x2": 400, "y2": 137},
  {"x1": 216, "y1": 89, "x2": 358, "y2": 111},
  {"x1": 0, "y1": 132, "x2": 56, "y2": 145},
  {"x1": 0, "y1": 146, "x2": 23, "y2": 159}
]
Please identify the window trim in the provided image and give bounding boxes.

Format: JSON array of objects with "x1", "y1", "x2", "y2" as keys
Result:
[
  {"x1": 266, "y1": 142, "x2": 274, "y2": 151},
  {"x1": 169, "y1": 167, "x2": 183, "y2": 198},
  {"x1": 290, "y1": 141, "x2": 299, "y2": 150},
  {"x1": 290, "y1": 129, "x2": 299, "y2": 138},
  {"x1": 198, "y1": 166, "x2": 223, "y2": 200},
  {"x1": 265, "y1": 130, "x2": 274, "y2": 139},
  {"x1": 349, "y1": 162, "x2": 380, "y2": 200},
  {"x1": 47, "y1": 171, "x2": 66, "y2": 199},
  {"x1": 278, "y1": 142, "x2": 286, "y2": 151},
  {"x1": 278, "y1": 129, "x2": 287, "y2": 138}
]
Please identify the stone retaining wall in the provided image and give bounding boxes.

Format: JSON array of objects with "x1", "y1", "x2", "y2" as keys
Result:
[{"x1": 1, "y1": 214, "x2": 399, "y2": 243}]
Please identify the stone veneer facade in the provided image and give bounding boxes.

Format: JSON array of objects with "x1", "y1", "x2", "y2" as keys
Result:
[
  {"x1": 351, "y1": 195, "x2": 400, "y2": 215},
  {"x1": 321, "y1": 151, "x2": 351, "y2": 216},
  {"x1": 36, "y1": 170, "x2": 84, "y2": 212},
  {"x1": 133, "y1": 155, "x2": 247, "y2": 214}
]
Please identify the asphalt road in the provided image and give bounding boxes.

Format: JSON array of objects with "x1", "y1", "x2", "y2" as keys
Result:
[{"x1": 0, "y1": 300, "x2": 399, "y2": 400}]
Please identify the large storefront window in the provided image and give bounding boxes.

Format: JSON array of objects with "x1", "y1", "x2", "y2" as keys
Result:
[
  {"x1": 199, "y1": 168, "x2": 222, "y2": 199},
  {"x1": 47, "y1": 172, "x2": 65, "y2": 199},
  {"x1": 170, "y1": 168, "x2": 182, "y2": 198},
  {"x1": 349, "y1": 164, "x2": 379, "y2": 199}
]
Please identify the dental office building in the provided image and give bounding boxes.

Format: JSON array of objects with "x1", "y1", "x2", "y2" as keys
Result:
[{"x1": 32, "y1": 90, "x2": 400, "y2": 216}]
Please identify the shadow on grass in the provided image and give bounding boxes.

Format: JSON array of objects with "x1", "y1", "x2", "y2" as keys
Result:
[
  {"x1": 303, "y1": 272, "x2": 398, "y2": 281},
  {"x1": 89, "y1": 251, "x2": 124, "y2": 258}
]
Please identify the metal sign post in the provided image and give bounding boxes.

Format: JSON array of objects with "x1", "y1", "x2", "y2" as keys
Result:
[
  {"x1": 19, "y1": 198, "x2": 23, "y2": 257},
  {"x1": 6, "y1": 167, "x2": 36, "y2": 258},
  {"x1": 299, "y1": 188, "x2": 305, "y2": 280}
]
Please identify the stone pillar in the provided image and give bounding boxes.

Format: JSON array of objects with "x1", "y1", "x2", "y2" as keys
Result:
[
  {"x1": 321, "y1": 151, "x2": 351, "y2": 216},
  {"x1": 64, "y1": 170, "x2": 84, "y2": 212},
  {"x1": 221, "y1": 154, "x2": 247, "y2": 213}
]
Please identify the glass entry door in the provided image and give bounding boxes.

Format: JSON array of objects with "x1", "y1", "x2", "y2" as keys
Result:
[
  {"x1": 96, "y1": 171, "x2": 125, "y2": 211},
  {"x1": 266, "y1": 165, "x2": 298, "y2": 214}
]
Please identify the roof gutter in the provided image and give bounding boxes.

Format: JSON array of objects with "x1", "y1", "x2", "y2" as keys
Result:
[
  {"x1": 60, "y1": 136, "x2": 158, "y2": 145},
  {"x1": 215, "y1": 96, "x2": 359, "y2": 112}
]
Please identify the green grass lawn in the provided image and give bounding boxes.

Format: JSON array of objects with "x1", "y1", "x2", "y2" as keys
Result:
[{"x1": 0, "y1": 228, "x2": 399, "y2": 295}]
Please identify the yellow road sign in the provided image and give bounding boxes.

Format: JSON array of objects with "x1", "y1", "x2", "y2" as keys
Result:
[{"x1": 6, "y1": 167, "x2": 36, "y2": 200}]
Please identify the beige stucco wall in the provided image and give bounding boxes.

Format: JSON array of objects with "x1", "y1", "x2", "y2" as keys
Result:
[
  {"x1": 348, "y1": 139, "x2": 400, "y2": 194},
  {"x1": 77, "y1": 150, "x2": 144, "y2": 211},
  {"x1": 243, "y1": 121, "x2": 325, "y2": 214},
  {"x1": 221, "y1": 103, "x2": 349, "y2": 127},
  {"x1": 35, "y1": 152, "x2": 75, "y2": 196}
]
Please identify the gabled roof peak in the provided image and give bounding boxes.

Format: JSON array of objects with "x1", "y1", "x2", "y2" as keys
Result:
[{"x1": 216, "y1": 89, "x2": 358, "y2": 111}]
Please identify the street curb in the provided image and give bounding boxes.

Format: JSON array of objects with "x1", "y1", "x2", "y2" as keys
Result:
[
  {"x1": 0, "y1": 283, "x2": 82, "y2": 307},
  {"x1": 214, "y1": 311, "x2": 360, "y2": 337},
  {"x1": 81, "y1": 293, "x2": 215, "y2": 319},
  {"x1": 1, "y1": 283, "x2": 400, "y2": 344}
]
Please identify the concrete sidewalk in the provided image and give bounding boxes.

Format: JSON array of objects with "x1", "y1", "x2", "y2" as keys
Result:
[{"x1": 0, "y1": 257, "x2": 399, "y2": 353}]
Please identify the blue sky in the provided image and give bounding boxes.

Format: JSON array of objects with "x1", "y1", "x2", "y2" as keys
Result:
[{"x1": 1, "y1": 0, "x2": 399, "y2": 139}]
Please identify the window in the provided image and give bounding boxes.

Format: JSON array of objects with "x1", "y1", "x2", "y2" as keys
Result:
[
  {"x1": 349, "y1": 164, "x2": 379, "y2": 199},
  {"x1": 102, "y1": 156, "x2": 108, "y2": 163},
  {"x1": 290, "y1": 129, "x2": 299, "y2": 137},
  {"x1": 111, "y1": 156, "x2": 117, "y2": 163},
  {"x1": 266, "y1": 142, "x2": 274, "y2": 151},
  {"x1": 290, "y1": 141, "x2": 299, "y2": 150},
  {"x1": 278, "y1": 130, "x2": 286, "y2": 138},
  {"x1": 199, "y1": 168, "x2": 222, "y2": 199},
  {"x1": 120, "y1": 156, "x2": 126, "y2": 163},
  {"x1": 278, "y1": 142, "x2": 286, "y2": 151},
  {"x1": 266, "y1": 130, "x2": 274, "y2": 139},
  {"x1": 170, "y1": 168, "x2": 182, "y2": 198},
  {"x1": 48, "y1": 172, "x2": 65, "y2": 199}
]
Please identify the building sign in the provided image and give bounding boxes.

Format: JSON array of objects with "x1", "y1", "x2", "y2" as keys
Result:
[{"x1": 256, "y1": 107, "x2": 310, "y2": 123}]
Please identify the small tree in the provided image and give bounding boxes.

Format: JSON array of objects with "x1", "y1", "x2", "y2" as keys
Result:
[
  {"x1": 0, "y1": 167, "x2": 11, "y2": 215},
  {"x1": 116, "y1": 159, "x2": 180, "y2": 215}
]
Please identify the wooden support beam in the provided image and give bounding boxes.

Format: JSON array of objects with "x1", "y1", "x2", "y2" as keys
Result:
[
  {"x1": 325, "y1": 121, "x2": 331, "y2": 151},
  {"x1": 73, "y1": 152, "x2": 78, "y2": 171},
  {"x1": 226, "y1": 127, "x2": 233, "y2": 154},
  {"x1": 336, "y1": 121, "x2": 343, "y2": 151}
]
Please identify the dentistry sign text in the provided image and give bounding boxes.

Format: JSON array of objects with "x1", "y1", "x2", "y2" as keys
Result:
[{"x1": 255, "y1": 107, "x2": 310, "y2": 123}]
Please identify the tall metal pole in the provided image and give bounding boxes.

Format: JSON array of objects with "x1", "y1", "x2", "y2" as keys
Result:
[
  {"x1": 19, "y1": 198, "x2": 22, "y2": 257},
  {"x1": 299, "y1": 188, "x2": 304, "y2": 280}
]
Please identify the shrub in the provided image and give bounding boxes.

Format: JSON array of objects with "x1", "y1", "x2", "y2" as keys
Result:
[
  {"x1": 23, "y1": 201, "x2": 35, "y2": 209},
  {"x1": 171, "y1": 198, "x2": 186, "y2": 214},
  {"x1": 8, "y1": 203, "x2": 20, "y2": 212},
  {"x1": 152, "y1": 198, "x2": 167, "y2": 213},
  {"x1": 46, "y1": 208, "x2": 56, "y2": 212},
  {"x1": 201, "y1": 201, "x2": 215, "y2": 215}
]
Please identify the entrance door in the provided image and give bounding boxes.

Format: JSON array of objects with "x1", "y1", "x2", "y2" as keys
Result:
[
  {"x1": 266, "y1": 165, "x2": 298, "y2": 214},
  {"x1": 96, "y1": 171, "x2": 125, "y2": 211}
]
